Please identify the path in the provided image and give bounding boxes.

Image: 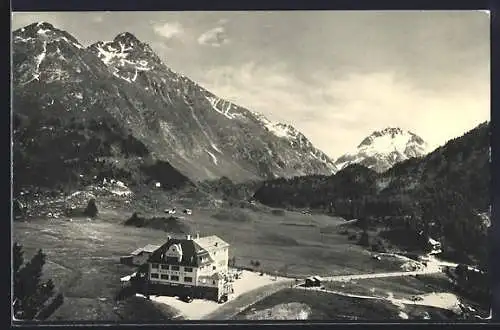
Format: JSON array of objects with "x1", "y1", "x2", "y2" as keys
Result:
[
  {"x1": 202, "y1": 279, "x2": 295, "y2": 320},
  {"x1": 320, "y1": 267, "x2": 443, "y2": 282}
]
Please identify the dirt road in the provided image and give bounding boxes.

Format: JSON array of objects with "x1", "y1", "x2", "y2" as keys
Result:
[{"x1": 320, "y1": 268, "x2": 443, "y2": 282}]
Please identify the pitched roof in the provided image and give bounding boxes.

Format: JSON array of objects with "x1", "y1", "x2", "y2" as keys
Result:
[
  {"x1": 130, "y1": 244, "x2": 161, "y2": 256},
  {"x1": 142, "y1": 244, "x2": 161, "y2": 253},
  {"x1": 130, "y1": 248, "x2": 144, "y2": 256},
  {"x1": 194, "y1": 235, "x2": 229, "y2": 251},
  {"x1": 147, "y1": 238, "x2": 211, "y2": 267}
]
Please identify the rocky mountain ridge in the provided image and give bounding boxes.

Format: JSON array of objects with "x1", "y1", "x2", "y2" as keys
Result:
[{"x1": 12, "y1": 22, "x2": 337, "y2": 192}]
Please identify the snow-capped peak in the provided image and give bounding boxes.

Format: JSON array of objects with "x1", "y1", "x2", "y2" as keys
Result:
[
  {"x1": 87, "y1": 33, "x2": 161, "y2": 83},
  {"x1": 358, "y1": 127, "x2": 429, "y2": 154},
  {"x1": 334, "y1": 127, "x2": 431, "y2": 173},
  {"x1": 13, "y1": 21, "x2": 84, "y2": 49}
]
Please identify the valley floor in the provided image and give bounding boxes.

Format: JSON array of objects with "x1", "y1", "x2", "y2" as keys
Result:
[{"x1": 12, "y1": 195, "x2": 488, "y2": 322}]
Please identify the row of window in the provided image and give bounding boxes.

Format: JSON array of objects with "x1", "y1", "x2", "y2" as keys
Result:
[
  {"x1": 199, "y1": 264, "x2": 217, "y2": 271},
  {"x1": 151, "y1": 264, "x2": 193, "y2": 272},
  {"x1": 150, "y1": 273, "x2": 193, "y2": 282}
]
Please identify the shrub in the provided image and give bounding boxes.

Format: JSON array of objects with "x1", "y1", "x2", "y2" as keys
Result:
[
  {"x1": 348, "y1": 233, "x2": 358, "y2": 241},
  {"x1": 271, "y1": 209, "x2": 286, "y2": 216}
]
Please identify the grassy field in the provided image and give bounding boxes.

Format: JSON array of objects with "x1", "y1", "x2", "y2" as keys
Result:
[
  {"x1": 13, "y1": 212, "x2": 179, "y2": 321},
  {"x1": 233, "y1": 288, "x2": 457, "y2": 320},
  {"x1": 13, "y1": 197, "x2": 411, "y2": 321},
  {"x1": 323, "y1": 274, "x2": 489, "y2": 315}
]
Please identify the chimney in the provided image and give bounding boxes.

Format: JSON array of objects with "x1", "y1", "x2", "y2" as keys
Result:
[
  {"x1": 196, "y1": 232, "x2": 200, "y2": 240},
  {"x1": 167, "y1": 235, "x2": 171, "y2": 241},
  {"x1": 186, "y1": 234, "x2": 191, "y2": 240}
]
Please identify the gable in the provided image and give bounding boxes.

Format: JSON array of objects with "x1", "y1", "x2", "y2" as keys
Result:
[{"x1": 147, "y1": 238, "x2": 207, "y2": 267}]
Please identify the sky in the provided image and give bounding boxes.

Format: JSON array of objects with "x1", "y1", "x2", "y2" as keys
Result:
[{"x1": 11, "y1": 11, "x2": 490, "y2": 158}]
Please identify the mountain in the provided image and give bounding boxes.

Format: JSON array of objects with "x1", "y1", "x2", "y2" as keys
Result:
[
  {"x1": 334, "y1": 127, "x2": 431, "y2": 173},
  {"x1": 253, "y1": 122, "x2": 490, "y2": 265},
  {"x1": 12, "y1": 22, "x2": 337, "y2": 192}
]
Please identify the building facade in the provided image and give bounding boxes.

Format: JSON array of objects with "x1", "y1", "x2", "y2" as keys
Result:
[{"x1": 144, "y1": 234, "x2": 231, "y2": 301}]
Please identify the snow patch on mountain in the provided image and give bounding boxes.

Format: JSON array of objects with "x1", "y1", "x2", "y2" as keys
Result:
[
  {"x1": 265, "y1": 123, "x2": 298, "y2": 139},
  {"x1": 205, "y1": 95, "x2": 235, "y2": 119},
  {"x1": 205, "y1": 150, "x2": 218, "y2": 165},
  {"x1": 249, "y1": 111, "x2": 298, "y2": 140},
  {"x1": 34, "y1": 42, "x2": 47, "y2": 78},
  {"x1": 89, "y1": 37, "x2": 155, "y2": 76}
]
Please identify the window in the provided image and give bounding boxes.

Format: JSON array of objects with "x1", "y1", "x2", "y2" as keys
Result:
[
  {"x1": 160, "y1": 264, "x2": 168, "y2": 270},
  {"x1": 184, "y1": 267, "x2": 193, "y2": 272},
  {"x1": 161, "y1": 274, "x2": 169, "y2": 280},
  {"x1": 171, "y1": 275, "x2": 179, "y2": 281},
  {"x1": 151, "y1": 263, "x2": 159, "y2": 269},
  {"x1": 212, "y1": 280, "x2": 216, "y2": 285},
  {"x1": 213, "y1": 266, "x2": 216, "y2": 270},
  {"x1": 151, "y1": 273, "x2": 159, "y2": 279},
  {"x1": 184, "y1": 277, "x2": 193, "y2": 283},
  {"x1": 171, "y1": 266, "x2": 179, "y2": 271}
]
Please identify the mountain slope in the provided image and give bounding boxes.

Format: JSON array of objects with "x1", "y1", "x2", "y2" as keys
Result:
[
  {"x1": 334, "y1": 128, "x2": 431, "y2": 173},
  {"x1": 12, "y1": 22, "x2": 337, "y2": 190},
  {"x1": 252, "y1": 122, "x2": 490, "y2": 264}
]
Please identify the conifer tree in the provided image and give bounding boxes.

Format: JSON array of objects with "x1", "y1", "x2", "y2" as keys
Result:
[{"x1": 13, "y1": 244, "x2": 55, "y2": 320}]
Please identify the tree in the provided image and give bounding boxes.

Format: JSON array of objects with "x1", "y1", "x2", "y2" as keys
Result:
[
  {"x1": 13, "y1": 244, "x2": 56, "y2": 320},
  {"x1": 13, "y1": 242, "x2": 24, "y2": 275},
  {"x1": 84, "y1": 198, "x2": 98, "y2": 218},
  {"x1": 358, "y1": 231, "x2": 370, "y2": 247}
]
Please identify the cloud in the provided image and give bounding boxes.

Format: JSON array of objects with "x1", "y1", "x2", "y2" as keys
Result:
[
  {"x1": 197, "y1": 26, "x2": 229, "y2": 47},
  {"x1": 153, "y1": 21, "x2": 184, "y2": 40},
  {"x1": 11, "y1": 12, "x2": 63, "y2": 30},
  {"x1": 199, "y1": 63, "x2": 489, "y2": 158}
]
